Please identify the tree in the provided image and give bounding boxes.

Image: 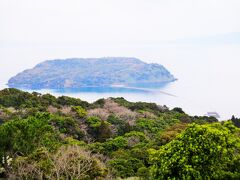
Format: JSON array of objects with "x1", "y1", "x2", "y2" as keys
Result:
[
  {"x1": 0, "y1": 113, "x2": 60, "y2": 156},
  {"x1": 86, "y1": 116, "x2": 112, "y2": 142},
  {"x1": 57, "y1": 96, "x2": 89, "y2": 108},
  {"x1": 172, "y1": 107, "x2": 185, "y2": 114},
  {"x1": 10, "y1": 145, "x2": 108, "y2": 179},
  {"x1": 231, "y1": 115, "x2": 240, "y2": 128},
  {"x1": 71, "y1": 106, "x2": 87, "y2": 118},
  {"x1": 149, "y1": 122, "x2": 240, "y2": 179},
  {"x1": 108, "y1": 157, "x2": 144, "y2": 178},
  {"x1": 157, "y1": 123, "x2": 187, "y2": 145},
  {"x1": 96, "y1": 121, "x2": 112, "y2": 142}
]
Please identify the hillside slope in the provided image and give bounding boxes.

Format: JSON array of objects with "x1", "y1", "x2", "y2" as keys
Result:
[{"x1": 0, "y1": 88, "x2": 239, "y2": 179}]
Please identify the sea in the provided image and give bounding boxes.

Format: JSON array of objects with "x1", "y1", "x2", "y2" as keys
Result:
[{"x1": 1, "y1": 41, "x2": 240, "y2": 120}]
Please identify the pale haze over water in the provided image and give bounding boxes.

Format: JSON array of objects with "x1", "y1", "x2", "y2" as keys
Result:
[
  {"x1": 1, "y1": 0, "x2": 240, "y2": 120},
  {"x1": 1, "y1": 43, "x2": 240, "y2": 120}
]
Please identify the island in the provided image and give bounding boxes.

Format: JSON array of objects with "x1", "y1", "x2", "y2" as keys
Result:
[{"x1": 8, "y1": 57, "x2": 176, "y2": 89}]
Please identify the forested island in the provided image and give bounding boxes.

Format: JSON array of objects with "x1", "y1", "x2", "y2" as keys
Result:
[
  {"x1": 0, "y1": 88, "x2": 240, "y2": 179},
  {"x1": 8, "y1": 57, "x2": 176, "y2": 89}
]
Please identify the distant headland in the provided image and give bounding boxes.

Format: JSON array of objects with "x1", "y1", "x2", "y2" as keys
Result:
[{"x1": 8, "y1": 57, "x2": 176, "y2": 89}]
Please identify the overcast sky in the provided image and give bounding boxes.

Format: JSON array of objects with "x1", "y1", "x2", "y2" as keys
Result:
[{"x1": 0, "y1": 0, "x2": 240, "y2": 44}]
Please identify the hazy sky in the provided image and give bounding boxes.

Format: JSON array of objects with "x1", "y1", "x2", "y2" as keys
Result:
[{"x1": 0, "y1": 0, "x2": 240, "y2": 44}]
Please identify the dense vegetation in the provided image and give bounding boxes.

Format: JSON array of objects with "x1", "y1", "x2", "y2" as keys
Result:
[{"x1": 0, "y1": 88, "x2": 239, "y2": 179}]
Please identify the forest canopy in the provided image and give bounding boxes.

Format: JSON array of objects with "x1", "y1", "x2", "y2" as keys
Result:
[{"x1": 0, "y1": 88, "x2": 239, "y2": 179}]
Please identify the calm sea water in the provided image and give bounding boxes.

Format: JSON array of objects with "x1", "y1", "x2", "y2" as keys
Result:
[{"x1": 0, "y1": 42, "x2": 240, "y2": 120}]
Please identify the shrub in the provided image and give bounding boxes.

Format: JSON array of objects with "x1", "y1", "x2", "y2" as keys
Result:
[
  {"x1": 108, "y1": 158, "x2": 144, "y2": 178},
  {"x1": 86, "y1": 116, "x2": 102, "y2": 128},
  {"x1": 57, "y1": 96, "x2": 89, "y2": 108},
  {"x1": 103, "y1": 136, "x2": 128, "y2": 153},
  {"x1": 86, "y1": 116, "x2": 112, "y2": 142},
  {"x1": 50, "y1": 115, "x2": 84, "y2": 140},
  {"x1": 107, "y1": 115, "x2": 131, "y2": 135},
  {"x1": 172, "y1": 107, "x2": 185, "y2": 114},
  {"x1": 0, "y1": 113, "x2": 60, "y2": 156},
  {"x1": 149, "y1": 122, "x2": 240, "y2": 179},
  {"x1": 72, "y1": 106, "x2": 87, "y2": 118},
  {"x1": 137, "y1": 166, "x2": 150, "y2": 179},
  {"x1": 10, "y1": 145, "x2": 108, "y2": 179}
]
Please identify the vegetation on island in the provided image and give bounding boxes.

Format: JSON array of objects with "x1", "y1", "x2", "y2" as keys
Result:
[
  {"x1": 0, "y1": 88, "x2": 240, "y2": 179},
  {"x1": 8, "y1": 57, "x2": 176, "y2": 89}
]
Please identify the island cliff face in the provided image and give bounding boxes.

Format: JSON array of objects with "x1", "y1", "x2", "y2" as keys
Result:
[{"x1": 8, "y1": 57, "x2": 176, "y2": 89}]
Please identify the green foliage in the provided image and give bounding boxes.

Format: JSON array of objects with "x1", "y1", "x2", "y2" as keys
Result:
[
  {"x1": 130, "y1": 147, "x2": 149, "y2": 165},
  {"x1": 111, "y1": 97, "x2": 133, "y2": 108},
  {"x1": 107, "y1": 115, "x2": 131, "y2": 135},
  {"x1": 87, "y1": 116, "x2": 112, "y2": 142},
  {"x1": 97, "y1": 121, "x2": 113, "y2": 142},
  {"x1": 86, "y1": 116, "x2": 102, "y2": 128},
  {"x1": 57, "y1": 96, "x2": 89, "y2": 108},
  {"x1": 0, "y1": 88, "x2": 41, "y2": 108},
  {"x1": 149, "y1": 122, "x2": 240, "y2": 179},
  {"x1": 125, "y1": 131, "x2": 148, "y2": 142},
  {"x1": 231, "y1": 115, "x2": 240, "y2": 128},
  {"x1": 157, "y1": 123, "x2": 187, "y2": 145},
  {"x1": 0, "y1": 113, "x2": 60, "y2": 156},
  {"x1": 124, "y1": 131, "x2": 149, "y2": 148},
  {"x1": 192, "y1": 115, "x2": 218, "y2": 123},
  {"x1": 0, "y1": 88, "x2": 89, "y2": 110},
  {"x1": 40, "y1": 93, "x2": 58, "y2": 107},
  {"x1": 65, "y1": 137, "x2": 87, "y2": 146},
  {"x1": 172, "y1": 107, "x2": 185, "y2": 114},
  {"x1": 71, "y1": 106, "x2": 87, "y2": 118},
  {"x1": 108, "y1": 158, "x2": 144, "y2": 178},
  {"x1": 112, "y1": 97, "x2": 163, "y2": 115},
  {"x1": 134, "y1": 117, "x2": 179, "y2": 135},
  {"x1": 92, "y1": 98, "x2": 105, "y2": 108},
  {"x1": 0, "y1": 89, "x2": 238, "y2": 179},
  {"x1": 137, "y1": 166, "x2": 150, "y2": 179},
  {"x1": 103, "y1": 136, "x2": 128, "y2": 154},
  {"x1": 50, "y1": 115, "x2": 84, "y2": 139}
]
